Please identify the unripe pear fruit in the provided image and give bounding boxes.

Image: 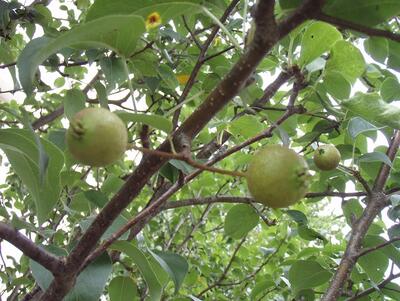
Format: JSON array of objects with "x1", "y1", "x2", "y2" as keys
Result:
[
  {"x1": 66, "y1": 107, "x2": 128, "y2": 167},
  {"x1": 313, "y1": 144, "x2": 341, "y2": 171},
  {"x1": 245, "y1": 145, "x2": 311, "y2": 208}
]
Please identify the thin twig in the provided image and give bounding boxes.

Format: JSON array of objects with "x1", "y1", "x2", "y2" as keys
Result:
[
  {"x1": 129, "y1": 145, "x2": 246, "y2": 178},
  {"x1": 317, "y1": 13, "x2": 400, "y2": 43},
  {"x1": 345, "y1": 273, "x2": 400, "y2": 301},
  {"x1": 357, "y1": 237, "x2": 400, "y2": 258}
]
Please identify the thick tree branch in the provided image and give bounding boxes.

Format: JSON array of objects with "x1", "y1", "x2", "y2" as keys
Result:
[
  {"x1": 316, "y1": 13, "x2": 400, "y2": 43},
  {"x1": 373, "y1": 130, "x2": 400, "y2": 191},
  {"x1": 322, "y1": 192, "x2": 388, "y2": 301},
  {"x1": 322, "y1": 131, "x2": 400, "y2": 301},
  {"x1": 0, "y1": 222, "x2": 64, "y2": 275}
]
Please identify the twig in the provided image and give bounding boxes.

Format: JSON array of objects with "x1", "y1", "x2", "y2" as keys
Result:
[
  {"x1": 129, "y1": 145, "x2": 246, "y2": 178},
  {"x1": 171, "y1": 0, "x2": 241, "y2": 128},
  {"x1": 345, "y1": 273, "x2": 400, "y2": 301},
  {"x1": 317, "y1": 13, "x2": 400, "y2": 43},
  {"x1": 339, "y1": 165, "x2": 372, "y2": 195},
  {"x1": 197, "y1": 236, "x2": 247, "y2": 297},
  {"x1": 373, "y1": 130, "x2": 400, "y2": 191},
  {"x1": 357, "y1": 237, "x2": 400, "y2": 258},
  {"x1": 182, "y1": 16, "x2": 202, "y2": 49}
]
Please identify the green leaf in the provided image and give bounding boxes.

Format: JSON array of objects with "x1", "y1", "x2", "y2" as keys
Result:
[
  {"x1": 111, "y1": 241, "x2": 163, "y2": 301},
  {"x1": 342, "y1": 93, "x2": 400, "y2": 129},
  {"x1": 324, "y1": 0, "x2": 400, "y2": 26},
  {"x1": 170, "y1": 159, "x2": 195, "y2": 175},
  {"x1": 388, "y1": 41, "x2": 400, "y2": 71},
  {"x1": 342, "y1": 199, "x2": 363, "y2": 226},
  {"x1": 18, "y1": 15, "x2": 145, "y2": 94},
  {"x1": 224, "y1": 204, "x2": 259, "y2": 239},
  {"x1": 100, "y1": 56, "x2": 126, "y2": 90},
  {"x1": 80, "y1": 214, "x2": 130, "y2": 241},
  {"x1": 347, "y1": 117, "x2": 379, "y2": 140},
  {"x1": 109, "y1": 276, "x2": 139, "y2": 301},
  {"x1": 363, "y1": 235, "x2": 400, "y2": 267},
  {"x1": 364, "y1": 37, "x2": 388, "y2": 64},
  {"x1": 358, "y1": 152, "x2": 393, "y2": 168},
  {"x1": 288, "y1": 260, "x2": 332, "y2": 291},
  {"x1": 326, "y1": 40, "x2": 365, "y2": 83},
  {"x1": 250, "y1": 276, "x2": 275, "y2": 300},
  {"x1": 380, "y1": 77, "x2": 400, "y2": 102},
  {"x1": 86, "y1": 0, "x2": 206, "y2": 23},
  {"x1": 382, "y1": 283, "x2": 400, "y2": 299},
  {"x1": 228, "y1": 115, "x2": 264, "y2": 139},
  {"x1": 32, "y1": 250, "x2": 112, "y2": 301},
  {"x1": 388, "y1": 224, "x2": 400, "y2": 248},
  {"x1": 64, "y1": 89, "x2": 86, "y2": 121},
  {"x1": 158, "y1": 64, "x2": 179, "y2": 90},
  {"x1": 116, "y1": 111, "x2": 172, "y2": 133},
  {"x1": 323, "y1": 71, "x2": 351, "y2": 100},
  {"x1": 66, "y1": 253, "x2": 112, "y2": 301},
  {"x1": 358, "y1": 250, "x2": 388, "y2": 283},
  {"x1": 299, "y1": 21, "x2": 342, "y2": 66},
  {"x1": 21, "y1": 109, "x2": 49, "y2": 186},
  {"x1": 298, "y1": 225, "x2": 327, "y2": 242},
  {"x1": 0, "y1": 129, "x2": 64, "y2": 223},
  {"x1": 286, "y1": 209, "x2": 308, "y2": 225},
  {"x1": 94, "y1": 82, "x2": 108, "y2": 108},
  {"x1": 148, "y1": 250, "x2": 189, "y2": 293}
]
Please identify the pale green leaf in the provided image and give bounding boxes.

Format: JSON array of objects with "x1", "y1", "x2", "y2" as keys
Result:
[{"x1": 299, "y1": 21, "x2": 342, "y2": 67}]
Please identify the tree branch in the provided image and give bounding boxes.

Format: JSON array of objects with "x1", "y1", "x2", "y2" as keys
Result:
[
  {"x1": 0, "y1": 222, "x2": 64, "y2": 275},
  {"x1": 373, "y1": 130, "x2": 400, "y2": 191},
  {"x1": 345, "y1": 273, "x2": 400, "y2": 301},
  {"x1": 357, "y1": 236, "x2": 400, "y2": 258},
  {"x1": 323, "y1": 129, "x2": 400, "y2": 300},
  {"x1": 197, "y1": 236, "x2": 247, "y2": 297},
  {"x1": 316, "y1": 13, "x2": 400, "y2": 43}
]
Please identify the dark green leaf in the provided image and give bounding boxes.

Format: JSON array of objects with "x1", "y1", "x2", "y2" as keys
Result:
[
  {"x1": 224, "y1": 204, "x2": 259, "y2": 239},
  {"x1": 288, "y1": 260, "x2": 332, "y2": 291},
  {"x1": 148, "y1": 250, "x2": 189, "y2": 293},
  {"x1": 324, "y1": 0, "x2": 400, "y2": 26},
  {"x1": 116, "y1": 111, "x2": 172, "y2": 133},
  {"x1": 111, "y1": 241, "x2": 163, "y2": 301},
  {"x1": 286, "y1": 210, "x2": 308, "y2": 225},
  {"x1": 64, "y1": 89, "x2": 86, "y2": 121},
  {"x1": 18, "y1": 15, "x2": 145, "y2": 94}
]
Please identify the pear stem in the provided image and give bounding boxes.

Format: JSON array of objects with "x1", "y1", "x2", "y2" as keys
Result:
[{"x1": 128, "y1": 144, "x2": 246, "y2": 178}]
